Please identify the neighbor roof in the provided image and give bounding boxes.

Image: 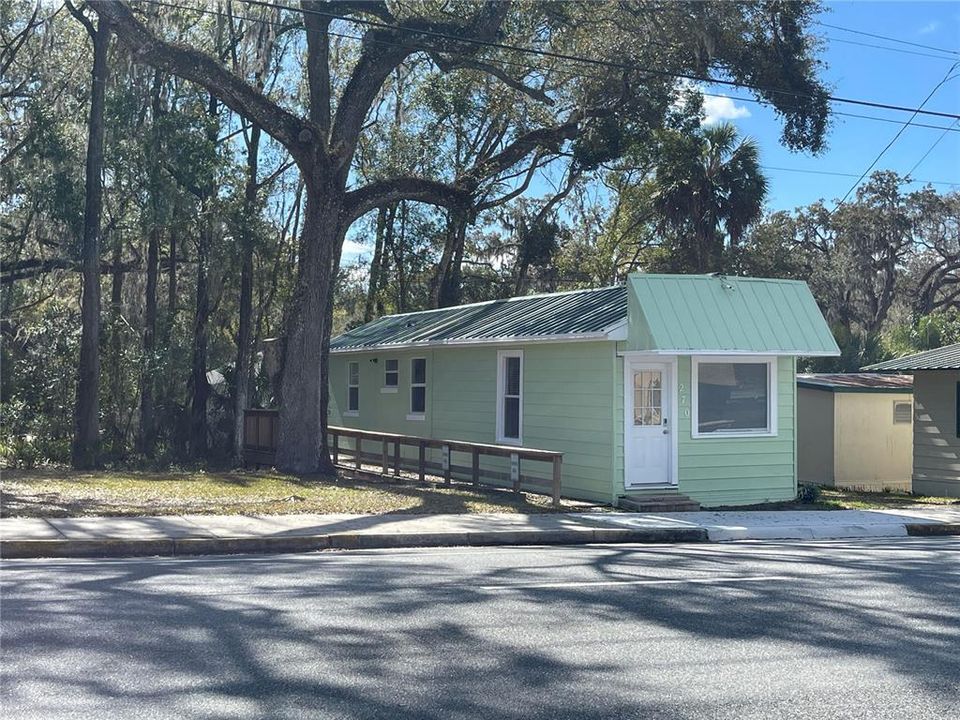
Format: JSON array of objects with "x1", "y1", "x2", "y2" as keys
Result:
[
  {"x1": 628, "y1": 274, "x2": 840, "y2": 356},
  {"x1": 330, "y1": 285, "x2": 627, "y2": 352},
  {"x1": 797, "y1": 373, "x2": 913, "y2": 392},
  {"x1": 863, "y1": 343, "x2": 960, "y2": 371}
]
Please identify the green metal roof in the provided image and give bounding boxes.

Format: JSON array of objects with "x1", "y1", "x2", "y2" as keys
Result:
[
  {"x1": 330, "y1": 285, "x2": 627, "y2": 351},
  {"x1": 863, "y1": 343, "x2": 960, "y2": 371},
  {"x1": 627, "y1": 274, "x2": 840, "y2": 356}
]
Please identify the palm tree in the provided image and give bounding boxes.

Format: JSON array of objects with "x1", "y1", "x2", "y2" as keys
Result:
[{"x1": 648, "y1": 122, "x2": 768, "y2": 273}]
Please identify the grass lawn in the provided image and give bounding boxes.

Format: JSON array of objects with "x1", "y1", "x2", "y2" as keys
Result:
[
  {"x1": 715, "y1": 487, "x2": 959, "y2": 512},
  {"x1": 0, "y1": 468, "x2": 591, "y2": 518}
]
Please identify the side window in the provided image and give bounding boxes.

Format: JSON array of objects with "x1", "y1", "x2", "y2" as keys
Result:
[
  {"x1": 497, "y1": 350, "x2": 523, "y2": 443},
  {"x1": 384, "y1": 358, "x2": 399, "y2": 389},
  {"x1": 410, "y1": 358, "x2": 427, "y2": 416},
  {"x1": 347, "y1": 361, "x2": 359, "y2": 414}
]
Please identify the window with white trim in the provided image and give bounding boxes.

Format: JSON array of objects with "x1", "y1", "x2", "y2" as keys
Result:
[
  {"x1": 893, "y1": 401, "x2": 912, "y2": 424},
  {"x1": 497, "y1": 350, "x2": 523, "y2": 443},
  {"x1": 410, "y1": 357, "x2": 427, "y2": 416},
  {"x1": 346, "y1": 361, "x2": 359, "y2": 414},
  {"x1": 383, "y1": 358, "x2": 399, "y2": 390},
  {"x1": 692, "y1": 357, "x2": 776, "y2": 437}
]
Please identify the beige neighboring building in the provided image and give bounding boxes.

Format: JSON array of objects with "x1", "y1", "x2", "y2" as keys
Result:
[
  {"x1": 797, "y1": 373, "x2": 913, "y2": 492},
  {"x1": 865, "y1": 344, "x2": 960, "y2": 498}
]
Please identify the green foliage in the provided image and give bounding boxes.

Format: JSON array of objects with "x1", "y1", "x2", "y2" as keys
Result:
[
  {"x1": 1, "y1": 301, "x2": 80, "y2": 466},
  {"x1": 797, "y1": 484, "x2": 822, "y2": 504}
]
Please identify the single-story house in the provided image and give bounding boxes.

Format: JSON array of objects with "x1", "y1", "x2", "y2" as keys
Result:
[
  {"x1": 328, "y1": 273, "x2": 839, "y2": 508},
  {"x1": 797, "y1": 373, "x2": 913, "y2": 492},
  {"x1": 864, "y1": 343, "x2": 960, "y2": 498}
]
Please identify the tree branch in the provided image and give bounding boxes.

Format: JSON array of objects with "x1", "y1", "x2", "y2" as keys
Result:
[
  {"x1": 342, "y1": 177, "x2": 473, "y2": 225},
  {"x1": 89, "y1": 1, "x2": 313, "y2": 164},
  {"x1": 431, "y1": 53, "x2": 553, "y2": 105}
]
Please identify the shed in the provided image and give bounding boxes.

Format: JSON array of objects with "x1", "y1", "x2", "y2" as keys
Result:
[
  {"x1": 797, "y1": 373, "x2": 913, "y2": 491},
  {"x1": 328, "y1": 273, "x2": 839, "y2": 508},
  {"x1": 864, "y1": 344, "x2": 960, "y2": 497}
]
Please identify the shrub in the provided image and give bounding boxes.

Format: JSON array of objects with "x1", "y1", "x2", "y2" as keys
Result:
[{"x1": 797, "y1": 484, "x2": 822, "y2": 504}]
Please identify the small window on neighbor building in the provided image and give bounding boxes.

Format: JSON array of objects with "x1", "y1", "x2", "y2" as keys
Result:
[
  {"x1": 347, "y1": 362, "x2": 359, "y2": 413},
  {"x1": 384, "y1": 358, "x2": 399, "y2": 388},
  {"x1": 410, "y1": 358, "x2": 426, "y2": 415},
  {"x1": 893, "y1": 401, "x2": 912, "y2": 425}
]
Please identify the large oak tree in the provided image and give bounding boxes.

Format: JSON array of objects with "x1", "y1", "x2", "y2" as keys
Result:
[{"x1": 90, "y1": 0, "x2": 830, "y2": 473}]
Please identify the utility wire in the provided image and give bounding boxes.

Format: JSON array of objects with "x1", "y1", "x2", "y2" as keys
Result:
[
  {"x1": 226, "y1": 0, "x2": 960, "y2": 121},
  {"x1": 761, "y1": 165, "x2": 957, "y2": 187},
  {"x1": 833, "y1": 62, "x2": 960, "y2": 209},
  {"x1": 140, "y1": 0, "x2": 960, "y2": 132},
  {"x1": 903, "y1": 119, "x2": 960, "y2": 180},
  {"x1": 815, "y1": 20, "x2": 960, "y2": 57}
]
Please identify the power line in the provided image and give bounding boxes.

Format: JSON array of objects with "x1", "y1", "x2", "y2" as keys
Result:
[
  {"x1": 824, "y1": 35, "x2": 959, "y2": 62},
  {"x1": 228, "y1": 0, "x2": 960, "y2": 121},
  {"x1": 815, "y1": 20, "x2": 960, "y2": 58},
  {"x1": 833, "y1": 62, "x2": 960, "y2": 208},
  {"x1": 131, "y1": 0, "x2": 960, "y2": 195},
  {"x1": 138, "y1": 0, "x2": 960, "y2": 132},
  {"x1": 761, "y1": 165, "x2": 957, "y2": 187},
  {"x1": 904, "y1": 119, "x2": 960, "y2": 180}
]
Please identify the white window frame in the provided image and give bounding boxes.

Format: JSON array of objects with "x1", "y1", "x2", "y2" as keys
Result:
[
  {"x1": 407, "y1": 357, "x2": 427, "y2": 421},
  {"x1": 691, "y1": 355, "x2": 777, "y2": 439},
  {"x1": 496, "y1": 349, "x2": 523, "y2": 445},
  {"x1": 345, "y1": 361, "x2": 360, "y2": 417},
  {"x1": 381, "y1": 358, "x2": 399, "y2": 393}
]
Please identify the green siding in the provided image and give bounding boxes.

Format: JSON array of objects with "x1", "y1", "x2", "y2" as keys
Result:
[
  {"x1": 330, "y1": 342, "x2": 617, "y2": 502},
  {"x1": 677, "y1": 355, "x2": 797, "y2": 506},
  {"x1": 331, "y1": 343, "x2": 800, "y2": 507},
  {"x1": 614, "y1": 354, "x2": 797, "y2": 507}
]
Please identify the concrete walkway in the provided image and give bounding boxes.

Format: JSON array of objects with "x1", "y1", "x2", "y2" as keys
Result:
[{"x1": 2, "y1": 507, "x2": 959, "y2": 558}]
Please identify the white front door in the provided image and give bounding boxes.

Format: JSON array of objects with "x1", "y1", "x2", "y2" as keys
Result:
[{"x1": 625, "y1": 361, "x2": 674, "y2": 488}]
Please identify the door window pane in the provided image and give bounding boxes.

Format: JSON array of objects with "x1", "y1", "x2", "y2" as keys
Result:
[
  {"x1": 633, "y1": 370, "x2": 663, "y2": 426},
  {"x1": 696, "y1": 362, "x2": 768, "y2": 433},
  {"x1": 409, "y1": 358, "x2": 427, "y2": 415},
  {"x1": 498, "y1": 352, "x2": 522, "y2": 441}
]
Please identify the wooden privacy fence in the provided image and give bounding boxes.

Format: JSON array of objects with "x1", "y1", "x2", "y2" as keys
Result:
[{"x1": 242, "y1": 409, "x2": 563, "y2": 507}]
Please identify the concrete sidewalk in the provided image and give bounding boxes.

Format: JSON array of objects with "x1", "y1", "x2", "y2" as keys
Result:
[{"x1": 3, "y1": 507, "x2": 959, "y2": 558}]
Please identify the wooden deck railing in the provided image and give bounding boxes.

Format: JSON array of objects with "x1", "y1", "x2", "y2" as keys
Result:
[{"x1": 242, "y1": 409, "x2": 563, "y2": 506}]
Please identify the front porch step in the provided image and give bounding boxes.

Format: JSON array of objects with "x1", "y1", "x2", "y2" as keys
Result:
[{"x1": 617, "y1": 494, "x2": 700, "y2": 513}]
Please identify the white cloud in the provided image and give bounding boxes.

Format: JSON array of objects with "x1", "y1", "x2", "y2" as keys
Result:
[
  {"x1": 918, "y1": 21, "x2": 941, "y2": 35},
  {"x1": 340, "y1": 238, "x2": 369, "y2": 258},
  {"x1": 701, "y1": 95, "x2": 751, "y2": 125}
]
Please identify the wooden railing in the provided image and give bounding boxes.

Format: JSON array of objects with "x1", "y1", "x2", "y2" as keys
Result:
[{"x1": 242, "y1": 409, "x2": 563, "y2": 506}]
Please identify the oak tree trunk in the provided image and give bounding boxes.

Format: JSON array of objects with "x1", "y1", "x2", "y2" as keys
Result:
[
  {"x1": 72, "y1": 17, "x2": 110, "y2": 469},
  {"x1": 275, "y1": 184, "x2": 341, "y2": 474}
]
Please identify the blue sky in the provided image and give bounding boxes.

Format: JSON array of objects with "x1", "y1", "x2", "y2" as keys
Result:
[
  {"x1": 724, "y1": 0, "x2": 960, "y2": 212},
  {"x1": 340, "y1": 1, "x2": 959, "y2": 264}
]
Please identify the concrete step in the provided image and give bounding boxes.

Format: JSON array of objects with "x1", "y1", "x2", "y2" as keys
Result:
[{"x1": 617, "y1": 494, "x2": 701, "y2": 513}]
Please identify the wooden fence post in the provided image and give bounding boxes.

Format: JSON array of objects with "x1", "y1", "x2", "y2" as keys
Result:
[
  {"x1": 442, "y1": 444, "x2": 451, "y2": 485},
  {"x1": 511, "y1": 453, "x2": 520, "y2": 494},
  {"x1": 331, "y1": 432, "x2": 339, "y2": 466},
  {"x1": 471, "y1": 449, "x2": 480, "y2": 487},
  {"x1": 393, "y1": 440, "x2": 400, "y2": 477},
  {"x1": 552, "y1": 456, "x2": 562, "y2": 507},
  {"x1": 418, "y1": 441, "x2": 426, "y2": 483},
  {"x1": 381, "y1": 439, "x2": 389, "y2": 475},
  {"x1": 355, "y1": 436, "x2": 362, "y2": 470}
]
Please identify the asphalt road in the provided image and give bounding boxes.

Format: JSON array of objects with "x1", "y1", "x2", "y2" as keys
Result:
[{"x1": 2, "y1": 538, "x2": 959, "y2": 720}]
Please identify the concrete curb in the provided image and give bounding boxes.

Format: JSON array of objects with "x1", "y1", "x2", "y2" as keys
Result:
[{"x1": 0, "y1": 527, "x2": 709, "y2": 559}]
